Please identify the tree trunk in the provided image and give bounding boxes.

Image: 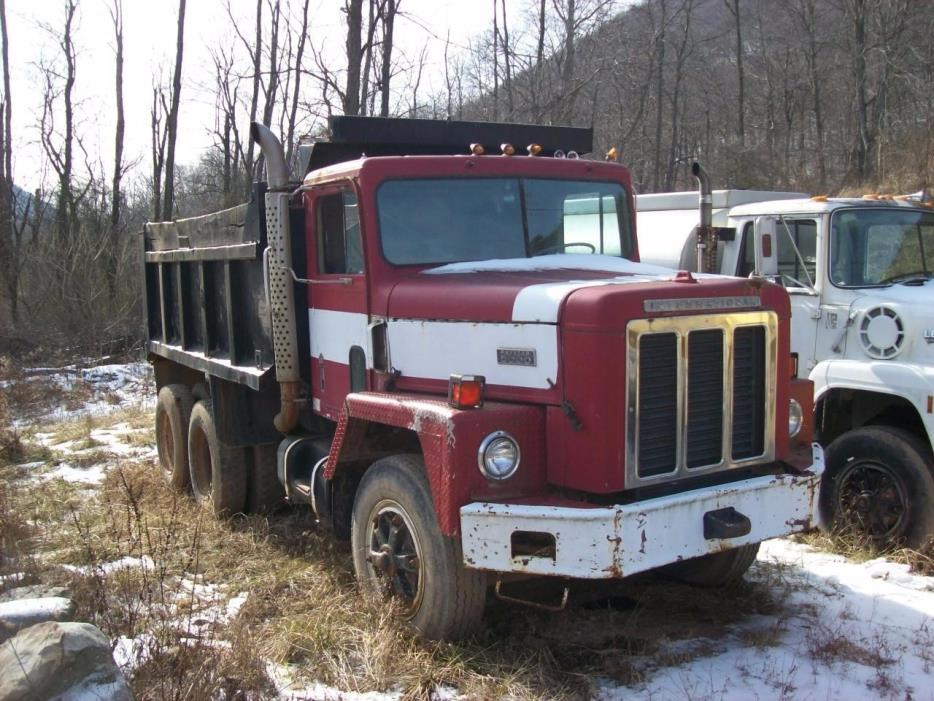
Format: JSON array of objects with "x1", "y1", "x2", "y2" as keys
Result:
[
  {"x1": 379, "y1": 0, "x2": 397, "y2": 117},
  {"x1": 0, "y1": 0, "x2": 14, "y2": 323},
  {"x1": 161, "y1": 0, "x2": 186, "y2": 221},
  {"x1": 344, "y1": 0, "x2": 363, "y2": 116},
  {"x1": 501, "y1": 0, "x2": 513, "y2": 116},
  {"x1": 107, "y1": 0, "x2": 125, "y2": 300},
  {"x1": 652, "y1": 0, "x2": 667, "y2": 191},
  {"x1": 286, "y1": 0, "x2": 311, "y2": 166},
  {"x1": 727, "y1": 0, "x2": 745, "y2": 148},
  {"x1": 243, "y1": 0, "x2": 262, "y2": 194},
  {"x1": 851, "y1": 0, "x2": 870, "y2": 180}
]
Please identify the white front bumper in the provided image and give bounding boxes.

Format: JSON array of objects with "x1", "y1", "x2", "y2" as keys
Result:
[{"x1": 460, "y1": 443, "x2": 824, "y2": 579}]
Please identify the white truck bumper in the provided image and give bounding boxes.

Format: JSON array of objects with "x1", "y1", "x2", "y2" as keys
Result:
[{"x1": 460, "y1": 443, "x2": 824, "y2": 579}]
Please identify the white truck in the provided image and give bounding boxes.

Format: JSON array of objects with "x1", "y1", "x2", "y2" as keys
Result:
[{"x1": 636, "y1": 168, "x2": 934, "y2": 548}]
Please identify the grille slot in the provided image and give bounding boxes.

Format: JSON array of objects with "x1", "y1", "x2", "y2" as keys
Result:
[
  {"x1": 686, "y1": 329, "x2": 724, "y2": 468},
  {"x1": 732, "y1": 326, "x2": 766, "y2": 459},
  {"x1": 637, "y1": 332, "x2": 678, "y2": 477}
]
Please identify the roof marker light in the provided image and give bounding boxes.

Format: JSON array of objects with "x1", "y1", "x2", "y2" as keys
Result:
[
  {"x1": 501, "y1": 143, "x2": 516, "y2": 156},
  {"x1": 554, "y1": 149, "x2": 565, "y2": 159},
  {"x1": 567, "y1": 150, "x2": 579, "y2": 159},
  {"x1": 527, "y1": 143, "x2": 542, "y2": 156},
  {"x1": 810, "y1": 195, "x2": 828, "y2": 202},
  {"x1": 470, "y1": 143, "x2": 485, "y2": 155},
  {"x1": 605, "y1": 146, "x2": 619, "y2": 161}
]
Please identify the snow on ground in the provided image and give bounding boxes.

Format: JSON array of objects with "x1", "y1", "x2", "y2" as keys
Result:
[
  {"x1": 10, "y1": 361, "x2": 153, "y2": 427},
  {"x1": 598, "y1": 539, "x2": 934, "y2": 701}
]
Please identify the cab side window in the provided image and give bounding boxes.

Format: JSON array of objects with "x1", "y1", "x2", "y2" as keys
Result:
[
  {"x1": 317, "y1": 191, "x2": 363, "y2": 274},
  {"x1": 738, "y1": 218, "x2": 817, "y2": 286}
]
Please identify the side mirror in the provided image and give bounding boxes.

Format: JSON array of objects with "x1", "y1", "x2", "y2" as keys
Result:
[{"x1": 753, "y1": 216, "x2": 779, "y2": 278}]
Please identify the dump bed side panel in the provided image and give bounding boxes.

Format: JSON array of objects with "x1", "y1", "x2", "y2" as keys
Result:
[{"x1": 143, "y1": 186, "x2": 308, "y2": 392}]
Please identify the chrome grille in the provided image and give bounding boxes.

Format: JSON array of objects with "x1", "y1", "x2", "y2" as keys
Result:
[{"x1": 626, "y1": 312, "x2": 777, "y2": 485}]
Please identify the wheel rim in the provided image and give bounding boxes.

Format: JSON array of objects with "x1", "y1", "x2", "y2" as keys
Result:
[
  {"x1": 836, "y1": 459, "x2": 909, "y2": 541},
  {"x1": 157, "y1": 409, "x2": 174, "y2": 475},
  {"x1": 364, "y1": 498, "x2": 424, "y2": 617},
  {"x1": 189, "y1": 425, "x2": 212, "y2": 497}
]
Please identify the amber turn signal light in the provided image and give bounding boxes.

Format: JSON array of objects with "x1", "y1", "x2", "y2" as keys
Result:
[
  {"x1": 449, "y1": 374, "x2": 485, "y2": 409},
  {"x1": 526, "y1": 143, "x2": 542, "y2": 156}
]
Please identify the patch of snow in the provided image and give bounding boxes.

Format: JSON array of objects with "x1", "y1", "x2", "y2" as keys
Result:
[
  {"x1": 0, "y1": 596, "x2": 73, "y2": 621},
  {"x1": 63, "y1": 556, "x2": 155, "y2": 577},
  {"x1": 57, "y1": 678, "x2": 131, "y2": 701},
  {"x1": 597, "y1": 538, "x2": 934, "y2": 700},
  {"x1": 422, "y1": 254, "x2": 677, "y2": 276},
  {"x1": 265, "y1": 661, "x2": 403, "y2": 701},
  {"x1": 112, "y1": 633, "x2": 155, "y2": 673},
  {"x1": 39, "y1": 462, "x2": 106, "y2": 485},
  {"x1": 0, "y1": 572, "x2": 26, "y2": 587}
]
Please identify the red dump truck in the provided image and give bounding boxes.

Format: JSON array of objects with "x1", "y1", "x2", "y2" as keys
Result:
[{"x1": 144, "y1": 117, "x2": 823, "y2": 639}]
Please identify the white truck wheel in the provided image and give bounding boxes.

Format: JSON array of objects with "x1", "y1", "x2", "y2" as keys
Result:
[{"x1": 821, "y1": 426, "x2": 934, "y2": 549}]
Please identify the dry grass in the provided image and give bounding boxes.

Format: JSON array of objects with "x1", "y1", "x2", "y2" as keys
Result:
[
  {"x1": 796, "y1": 530, "x2": 934, "y2": 577},
  {"x1": 0, "y1": 442, "x2": 799, "y2": 700}
]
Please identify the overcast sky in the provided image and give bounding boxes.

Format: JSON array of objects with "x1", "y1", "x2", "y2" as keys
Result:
[{"x1": 8, "y1": 0, "x2": 524, "y2": 191}]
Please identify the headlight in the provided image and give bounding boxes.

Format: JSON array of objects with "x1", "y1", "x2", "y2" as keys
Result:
[
  {"x1": 788, "y1": 399, "x2": 803, "y2": 438},
  {"x1": 478, "y1": 431, "x2": 520, "y2": 480}
]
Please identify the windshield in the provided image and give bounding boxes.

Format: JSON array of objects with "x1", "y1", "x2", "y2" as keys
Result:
[
  {"x1": 830, "y1": 208, "x2": 934, "y2": 287},
  {"x1": 377, "y1": 177, "x2": 633, "y2": 265}
]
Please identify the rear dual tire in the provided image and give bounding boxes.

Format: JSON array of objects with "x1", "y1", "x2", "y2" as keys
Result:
[
  {"x1": 155, "y1": 384, "x2": 194, "y2": 491},
  {"x1": 187, "y1": 399, "x2": 247, "y2": 518}
]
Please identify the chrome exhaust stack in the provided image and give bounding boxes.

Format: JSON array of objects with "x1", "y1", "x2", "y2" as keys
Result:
[
  {"x1": 692, "y1": 161, "x2": 717, "y2": 274},
  {"x1": 251, "y1": 122, "x2": 301, "y2": 433}
]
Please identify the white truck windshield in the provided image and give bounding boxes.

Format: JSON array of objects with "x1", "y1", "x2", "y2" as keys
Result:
[
  {"x1": 830, "y1": 208, "x2": 934, "y2": 287},
  {"x1": 377, "y1": 177, "x2": 632, "y2": 265}
]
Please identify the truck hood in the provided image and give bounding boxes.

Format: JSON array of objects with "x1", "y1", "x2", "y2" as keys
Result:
[
  {"x1": 843, "y1": 278, "x2": 934, "y2": 363},
  {"x1": 387, "y1": 254, "x2": 786, "y2": 325}
]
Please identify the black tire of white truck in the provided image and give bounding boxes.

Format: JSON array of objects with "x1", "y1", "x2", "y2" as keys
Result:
[
  {"x1": 350, "y1": 454, "x2": 486, "y2": 640},
  {"x1": 155, "y1": 384, "x2": 194, "y2": 492},
  {"x1": 821, "y1": 426, "x2": 934, "y2": 549},
  {"x1": 187, "y1": 399, "x2": 248, "y2": 518}
]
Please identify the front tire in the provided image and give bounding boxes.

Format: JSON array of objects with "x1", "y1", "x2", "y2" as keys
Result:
[
  {"x1": 660, "y1": 543, "x2": 760, "y2": 586},
  {"x1": 351, "y1": 454, "x2": 486, "y2": 640},
  {"x1": 821, "y1": 426, "x2": 934, "y2": 549},
  {"x1": 187, "y1": 400, "x2": 247, "y2": 518}
]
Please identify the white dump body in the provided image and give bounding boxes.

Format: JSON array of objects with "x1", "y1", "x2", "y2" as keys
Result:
[{"x1": 636, "y1": 189, "x2": 805, "y2": 268}]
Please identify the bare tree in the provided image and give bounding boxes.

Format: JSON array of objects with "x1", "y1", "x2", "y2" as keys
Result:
[
  {"x1": 40, "y1": 0, "x2": 79, "y2": 245},
  {"x1": 344, "y1": 0, "x2": 364, "y2": 116},
  {"x1": 0, "y1": 0, "x2": 17, "y2": 323},
  {"x1": 723, "y1": 0, "x2": 745, "y2": 147},
  {"x1": 150, "y1": 82, "x2": 168, "y2": 221},
  {"x1": 161, "y1": 0, "x2": 186, "y2": 220},
  {"x1": 379, "y1": 0, "x2": 398, "y2": 116},
  {"x1": 107, "y1": 0, "x2": 125, "y2": 299},
  {"x1": 285, "y1": 0, "x2": 311, "y2": 166}
]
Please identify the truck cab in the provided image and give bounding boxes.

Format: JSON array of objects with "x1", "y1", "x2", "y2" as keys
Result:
[
  {"x1": 145, "y1": 120, "x2": 823, "y2": 640},
  {"x1": 637, "y1": 187, "x2": 934, "y2": 548}
]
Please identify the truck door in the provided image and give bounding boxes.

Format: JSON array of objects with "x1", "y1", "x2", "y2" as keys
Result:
[
  {"x1": 306, "y1": 185, "x2": 370, "y2": 421},
  {"x1": 737, "y1": 217, "x2": 822, "y2": 374}
]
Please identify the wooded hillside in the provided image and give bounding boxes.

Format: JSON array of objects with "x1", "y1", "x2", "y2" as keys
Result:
[{"x1": 1, "y1": 0, "x2": 932, "y2": 352}]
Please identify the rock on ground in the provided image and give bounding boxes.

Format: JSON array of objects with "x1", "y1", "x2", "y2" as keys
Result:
[{"x1": 0, "y1": 621, "x2": 132, "y2": 701}]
